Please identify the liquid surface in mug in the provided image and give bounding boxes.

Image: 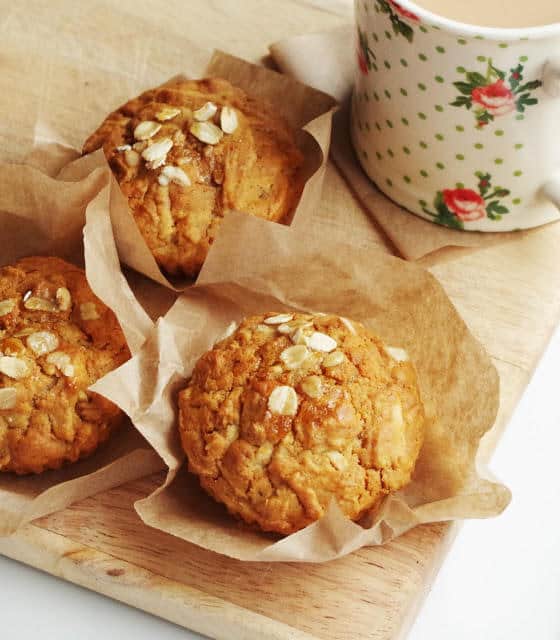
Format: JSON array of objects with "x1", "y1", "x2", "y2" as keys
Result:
[{"x1": 410, "y1": 0, "x2": 560, "y2": 27}]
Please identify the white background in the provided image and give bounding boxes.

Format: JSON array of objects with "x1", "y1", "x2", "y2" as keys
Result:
[{"x1": 1, "y1": 326, "x2": 560, "y2": 640}]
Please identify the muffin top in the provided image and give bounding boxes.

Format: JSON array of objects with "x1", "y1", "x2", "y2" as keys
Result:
[
  {"x1": 0, "y1": 257, "x2": 130, "y2": 474},
  {"x1": 83, "y1": 78, "x2": 305, "y2": 278},
  {"x1": 179, "y1": 312, "x2": 425, "y2": 535}
]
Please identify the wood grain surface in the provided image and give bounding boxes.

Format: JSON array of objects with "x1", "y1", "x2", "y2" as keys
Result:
[{"x1": 2, "y1": 1, "x2": 560, "y2": 639}]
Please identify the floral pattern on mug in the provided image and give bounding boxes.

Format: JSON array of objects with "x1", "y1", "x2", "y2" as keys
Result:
[
  {"x1": 357, "y1": 28, "x2": 376, "y2": 75},
  {"x1": 451, "y1": 59, "x2": 542, "y2": 128},
  {"x1": 375, "y1": 0, "x2": 418, "y2": 42},
  {"x1": 422, "y1": 172, "x2": 512, "y2": 229}
]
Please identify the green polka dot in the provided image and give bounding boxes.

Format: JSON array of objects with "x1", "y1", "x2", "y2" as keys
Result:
[
  {"x1": 364, "y1": 92, "x2": 370, "y2": 102},
  {"x1": 436, "y1": 46, "x2": 445, "y2": 54},
  {"x1": 419, "y1": 25, "x2": 428, "y2": 33},
  {"x1": 519, "y1": 55, "x2": 528, "y2": 62},
  {"x1": 513, "y1": 198, "x2": 522, "y2": 205},
  {"x1": 387, "y1": 148, "x2": 395, "y2": 157},
  {"x1": 456, "y1": 125, "x2": 465, "y2": 132},
  {"x1": 435, "y1": 75, "x2": 445, "y2": 83},
  {"x1": 386, "y1": 178, "x2": 393, "y2": 187},
  {"x1": 400, "y1": 58, "x2": 408, "y2": 67},
  {"x1": 456, "y1": 66, "x2": 466, "y2": 73},
  {"x1": 375, "y1": 122, "x2": 382, "y2": 131},
  {"x1": 477, "y1": 55, "x2": 487, "y2": 62},
  {"x1": 401, "y1": 117, "x2": 409, "y2": 126},
  {"x1": 499, "y1": 43, "x2": 508, "y2": 48},
  {"x1": 420, "y1": 170, "x2": 429, "y2": 178},
  {"x1": 372, "y1": 32, "x2": 379, "y2": 41},
  {"x1": 400, "y1": 88, "x2": 408, "y2": 96},
  {"x1": 436, "y1": 162, "x2": 445, "y2": 170},
  {"x1": 403, "y1": 146, "x2": 411, "y2": 155},
  {"x1": 373, "y1": 91, "x2": 380, "y2": 101},
  {"x1": 432, "y1": 25, "x2": 441, "y2": 30},
  {"x1": 365, "y1": 122, "x2": 370, "y2": 131},
  {"x1": 385, "y1": 30, "x2": 392, "y2": 39},
  {"x1": 515, "y1": 143, "x2": 524, "y2": 150},
  {"x1": 384, "y1": 60, "x2": 391, "y2": 69},
  {"x1": 514, "y1": 170, "x2": 523, "y2": 177},
  {"x1": 474, "y1": 142, "x2": 484, "y2": 149},
  {"x1": 372, "y1": 62, "x2": 378, "y2": 72},
  {"x1": 435, "y1": 105, "x2": 444, "y2": 112},
  {"x1": 456, "y1": 153, "x2": 465, "y2": 160},
  {"x1": 386, "y1": 119, "x2": 394, "y2": 128},
  {"x1": 384, "y1": 89, "x2": 392, "y2": 99},
  {"x1": 435, "y1": 133, "x2": 445, "y2": 141},
  {"x1": 516, "y1": 114, "x2": 525, "y2": 120},
  {"x1": 495, "y1": 129, "x2": 504, "y2": 137},
  {"x1": 418, "y1": 112, "x2": 427, "y2": 120},
  {"x1": 456, "y1": 182, "x2": 465, "y2": 188},
  {"x1": 418, "y1": 83, "x2": 427, "y2": 91},
  {"x1": 475, "y1": 35, "x2": 485, "y2": 40},
  {"x1": 419, "y1": 53, "x2": 428, "y2": 61},
  {"x1": 404, "y1": 175, "x2": 411, "y2": 184},
  {"x1": 376, "y1": 151, "x2": 383, "y2": 160},
  {"x1": 457, "y1": 38, "x2": 467, "y2": 45},
  {"x1": 419, "y1": 141, "x2": 428, "y2": 149},
  {"x1": 495, "y1": 158, "x2": 504, "y2": 165}
]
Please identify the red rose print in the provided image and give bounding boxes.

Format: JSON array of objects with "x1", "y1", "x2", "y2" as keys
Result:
[
  {"x1": 357, "y1": 49, "x2": 368, "y2": 75},
  {"x1": 471, "y1": 79, "x2": 516, "y2": 117},
  {"x1": 443, "y1": 188, "x2": 487, "y2": 222},
  {"x1": 389, "y1": 0, "x2": 420, "y2": 21}
]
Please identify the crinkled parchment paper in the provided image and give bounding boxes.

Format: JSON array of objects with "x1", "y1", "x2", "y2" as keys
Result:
[
  {"x1": 81, "y1": 50, "x2": 337, "y2": 290},
  {"x1": 95, "y1": 211, "x2": 510, "y2": 562},
  {"x1": 0, "y1": 154, "x2": 163, "y2": 536}
]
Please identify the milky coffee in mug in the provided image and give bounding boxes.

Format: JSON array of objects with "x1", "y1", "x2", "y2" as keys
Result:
[
  {"x1": 414, "y1": 0, "x2": 560, "y2": 28},
  {"x1": 352, "y1": 0, "x2": 560, "y2": 232}
]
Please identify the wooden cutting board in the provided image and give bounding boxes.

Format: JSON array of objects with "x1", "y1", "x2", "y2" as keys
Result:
[{"x1": 1, "y1": 1, "x2": 560, "y2": 639}]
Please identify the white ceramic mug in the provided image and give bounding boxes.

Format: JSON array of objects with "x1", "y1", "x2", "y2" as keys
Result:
[{"x1": 352, "y1": 0, "x2": 560, "y2": 231}]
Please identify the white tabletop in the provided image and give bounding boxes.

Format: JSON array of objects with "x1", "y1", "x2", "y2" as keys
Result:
[{"x1": 2, "y1": 326, "x2": 560, "y2": 640}]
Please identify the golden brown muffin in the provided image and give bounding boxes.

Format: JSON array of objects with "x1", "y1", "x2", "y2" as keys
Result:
[
  {"x1": 179, "y1": 312, "x2": 425, "y2": 535},
  {"x1": 83, "y1": 78, "x2": 305, "y2": 278},
  {"x1": 0, "y1": 257, "x2": 130, "y2": 475}
]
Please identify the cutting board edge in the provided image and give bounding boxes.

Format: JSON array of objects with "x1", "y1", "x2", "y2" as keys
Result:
[{"x1": 0, "y1": 524, "x2": 319, "y2": 640}]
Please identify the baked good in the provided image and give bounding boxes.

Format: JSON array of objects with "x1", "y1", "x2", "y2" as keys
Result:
[
  {"x1": 83, "y1": 78, "x2": 305, "y2": 278},
  {"x1": 179, "y1": 312, "x2": 425, "y2": 535},
  {"x1": 0, "y1": 257, "x2": 130, "y2": 475}
]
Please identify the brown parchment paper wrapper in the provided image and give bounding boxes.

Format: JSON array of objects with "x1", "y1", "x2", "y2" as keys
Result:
[
  {"x1": 0, "y1": 154, "x2": 164, "y2": 536},
  {"x1": 95, "y1": 211, "x2": 511, "y2": 562},
  {"x1": 270, "y1": 26, "x2": 553, "y2": 261},
  {"x1": 81, "y1": 50, "x2": 337, "y2": 290}
]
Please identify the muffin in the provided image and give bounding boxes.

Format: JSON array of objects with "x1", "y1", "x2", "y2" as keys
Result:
[
  {"x1": 179, "y1": 312, "x2": 425, "y2": 535},
  {"x1": 83, "y1": 78, "x2": 305, "y2": 278},
  {"x1": 0, "y1": 257, "x2": 130, "y2": 475}
]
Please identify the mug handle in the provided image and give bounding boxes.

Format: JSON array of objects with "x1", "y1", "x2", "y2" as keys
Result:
[{"x1": 542, "y1": 58, "x2": 560, "y2": 209}]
